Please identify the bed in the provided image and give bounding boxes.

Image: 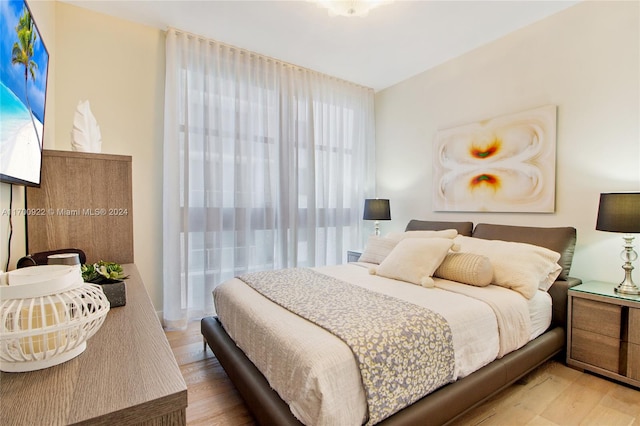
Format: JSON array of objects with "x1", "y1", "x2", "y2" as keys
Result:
[{"x1": 201, "y1": 221, "x2": 581, "y2": 425}]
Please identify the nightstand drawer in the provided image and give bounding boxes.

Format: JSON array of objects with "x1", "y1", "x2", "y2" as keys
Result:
[
  {"x1": 571, "y1": 328, "x2": 620, "y2": 373},
  {"x1": 573, "y1": 298, "x2": 621, "y2": 338},
  {"x1": 629, "y1": 308, "x2": 640, "y2": 345},
  {"x1": 567, "y1": 281, "x2": 640, "y2": 389},
  {"x1": 629, "y1": 343, "x2": 640, "y2": 380}
]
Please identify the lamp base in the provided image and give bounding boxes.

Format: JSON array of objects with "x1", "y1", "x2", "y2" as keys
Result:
[
  {"x1": 613, "y1": 234, "x2": 640, "y2": 295},
  {"x1": 614, "y1": 281, "x2": 640, "y2": 295},
  {"x1": 614, "y1": 268, "x2": 639, "y2": 295}
]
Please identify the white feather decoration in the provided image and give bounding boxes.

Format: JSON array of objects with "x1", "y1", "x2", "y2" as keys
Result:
[{"x1": 70, "y1": 100, "x2": 102, "y2": 153}]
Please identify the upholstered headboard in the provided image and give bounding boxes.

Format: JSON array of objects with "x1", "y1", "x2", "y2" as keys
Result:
[
  {"x1": 405, "y1": 220, "x2": 473, "y2": 236},
  {"x1": 404, "y1": 220, "x2": 577, "y2": 280},
  {"x1": 403, "y1": 220, "x2": 581, "y2": 328},
  {"x1": 472, "y1": 223, "x2": 577, "y2": 281}
]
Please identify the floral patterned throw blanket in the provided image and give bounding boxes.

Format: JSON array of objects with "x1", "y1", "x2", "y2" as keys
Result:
[{"x1": 238, "y1": 268, "x2": 455, "y2": 425}]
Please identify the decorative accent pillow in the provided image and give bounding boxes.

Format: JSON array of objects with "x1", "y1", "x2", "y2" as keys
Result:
[
  {"x1": 359, "y1": 236, "x2": 399, "y2": 264},
  {"x1": 385, "y1": 229, "x2": 458, "y2": 240},
  {"x1": 371, "y1": 238, "x2": 455, "y2": 288},
  {"x1": 453, "y1": 235, "x2": 562, "y2": 298},
  {"x1": 434, "y1": 253, "x2": 493, "y2": 287}
]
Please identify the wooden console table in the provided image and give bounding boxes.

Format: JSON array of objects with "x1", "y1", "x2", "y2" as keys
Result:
[{"x1": 0, "y1": 265, "x2": 187, "y2": 425}]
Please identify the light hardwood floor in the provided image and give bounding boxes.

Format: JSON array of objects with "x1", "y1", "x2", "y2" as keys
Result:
[{"x1": 166, "y1": 321, "x2": 640, "y2": 426}]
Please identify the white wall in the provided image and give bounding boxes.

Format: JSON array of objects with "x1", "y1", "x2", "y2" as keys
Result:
[{"x1": 375, "y1": 1, "x2": 639, "y2": 283}]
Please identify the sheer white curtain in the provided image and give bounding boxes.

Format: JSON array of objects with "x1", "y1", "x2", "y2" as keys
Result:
[{"x1": 163, "y1": 29, "x2": 375, "y2": 329}]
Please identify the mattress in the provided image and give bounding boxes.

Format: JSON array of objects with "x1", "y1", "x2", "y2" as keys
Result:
[{"x1": 213, "y1": 262, "x2": 551, "y2": 426}]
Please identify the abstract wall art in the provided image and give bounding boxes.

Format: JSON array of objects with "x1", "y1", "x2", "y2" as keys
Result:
[{"x1": 433, "y1": 105, "x2": 557, "y2": 212}]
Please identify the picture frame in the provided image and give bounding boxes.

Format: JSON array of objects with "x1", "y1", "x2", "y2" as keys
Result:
[{"x1": 433, "y1": 105, "x2": 557, "y2": 213}]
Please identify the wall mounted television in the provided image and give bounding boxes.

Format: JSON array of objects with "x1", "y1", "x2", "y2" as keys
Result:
[{"x1": 0, "y1": 0, "x2": 49, "y2": 187}]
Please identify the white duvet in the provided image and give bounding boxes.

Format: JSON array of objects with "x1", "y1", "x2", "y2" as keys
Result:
[{"x1": 213, "y1": 262, "x2": 551, "y2": 426}]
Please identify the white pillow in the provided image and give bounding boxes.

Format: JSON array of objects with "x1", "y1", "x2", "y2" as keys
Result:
[
  {"x1": 386, "y1": 229, "x2": 458, "y2": 240},
  {"x1": 359, "y1": 236, "x2": 399, "y2": 264},
  {"x1": 434, "y1": 253, "x2": 493, "y2": 287},
  {"x1": 453, "y1": 235, "x2": 562, "y2": 298},
  {"x1": 371, "y1": 238, "x2": 455, "y2": 288}
]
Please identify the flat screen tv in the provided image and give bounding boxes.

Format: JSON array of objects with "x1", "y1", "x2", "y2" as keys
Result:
[{"x1": 0, "y1": 0, "x2": 49, "y2": 187}]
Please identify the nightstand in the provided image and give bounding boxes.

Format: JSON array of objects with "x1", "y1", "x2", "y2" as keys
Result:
[
  {"x1": 347, "y1": 250, "x2": 362, "y2": 262},
  {"x1": 567, "y1": 280, "x2": 640, "y2": 388}
]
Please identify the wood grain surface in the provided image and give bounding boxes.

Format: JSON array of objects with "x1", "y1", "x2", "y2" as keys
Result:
[
  {"x1": 629, "y1": 308, "x2": 640, "y2": 381},
  {"x1": 26, "y1": 150, "x2": 134, "y2": 264},
  {"x1": 0, "y1": 265, "x2": 187, "y2": 425},
  {"x1": 572, "y1": 297, "x2": 622, "y2": 338},
  {"x1": 630, "y1": 308, "x2": 640, "y2": 345},
  {"x1": 567, "y1": 283, "x2": 640, "y2": 389}
]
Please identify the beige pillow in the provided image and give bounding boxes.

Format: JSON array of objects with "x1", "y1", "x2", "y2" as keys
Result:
[
  {"x1": 386, "y1": 229, "x2": 458, "y2": 240},
  {"x1": 434, "y1": 253, "x2": 493, "y2": 287},
  {"x1": 372, "y1": 238, "x2": 455, "y2": 288},
  {"x1": 453, "y1": 235, "x2": 562, "y2": 298},
  {"x1": 359, "y1": 236, "x2": 399, "y2": 264}
]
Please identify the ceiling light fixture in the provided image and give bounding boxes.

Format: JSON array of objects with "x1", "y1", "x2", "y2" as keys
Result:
[{"x1": 313, "y1": 0, "x2": 394, "y2": 17}]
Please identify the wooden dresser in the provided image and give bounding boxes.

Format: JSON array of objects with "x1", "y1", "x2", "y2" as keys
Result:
[
  {"x1": 5, "y1": 150, "x2": 187, "y2": 423},
  {"x1": 567, "y1": 280, "x2": 640, "y2": 388},
  {"x1": 0, "y1": 264, "x2": 188, "y2": 425}
]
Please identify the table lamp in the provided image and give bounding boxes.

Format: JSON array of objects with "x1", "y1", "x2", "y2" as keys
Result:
[
  {"x1": 596, "y1": 192, "x2": 640, "y2": 295},
  {"x1": 363, "y1": 199, "x2": 391, "y2": 236},
  {"x1": 0, "y1": 265, "x2": 110, "y2": 372}
]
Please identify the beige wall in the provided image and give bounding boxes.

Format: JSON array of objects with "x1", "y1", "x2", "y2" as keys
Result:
[
  {"x1": 375, "y1": 1, "x2": 639, "y2": 283},
  {"x1": 54, "y1": 2, "x2": 165, "y2": 308},
  {"x1": 0, "y1": 1, "x2": 166, "y2": 310}
]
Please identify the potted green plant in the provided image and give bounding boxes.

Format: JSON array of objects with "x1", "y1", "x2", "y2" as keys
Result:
[{"x1": 82, "y1": 261, "x2": 128, "y2": 307}]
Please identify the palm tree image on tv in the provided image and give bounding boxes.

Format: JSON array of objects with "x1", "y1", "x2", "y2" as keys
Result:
[
  {"x1": 11, "y1": 6, "x2": 40, "y2": 149},
  {"x1": 0, "y1": 0, "x2": 49, "y2": 187}
]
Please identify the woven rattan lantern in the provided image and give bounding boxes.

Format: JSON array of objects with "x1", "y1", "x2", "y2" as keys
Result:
[{"x1": 0, "y1": 265, "x2": 110, "y2": 372}]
